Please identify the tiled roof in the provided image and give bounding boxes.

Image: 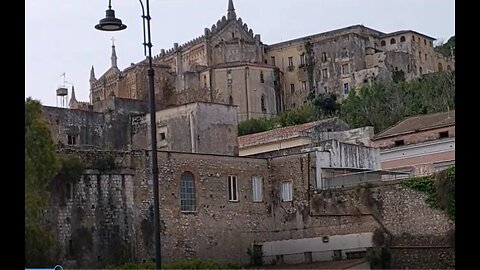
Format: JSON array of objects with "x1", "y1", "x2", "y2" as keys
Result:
[
  {"x1": 238, "y1": 118, "x2": 338, "y2": 148},
  {"x1": 373, "y1": 110, "x2": 455, "y2": 140}
]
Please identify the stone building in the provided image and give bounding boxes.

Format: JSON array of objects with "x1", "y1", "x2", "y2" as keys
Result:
[{"x1": 73, "y1": 0, "x2": 454, "y2": 121}]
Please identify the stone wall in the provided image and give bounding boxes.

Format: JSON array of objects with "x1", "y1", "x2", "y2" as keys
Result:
[
  {"x1": 46, "y1": 149, "x2": 454, "y2": 268},
  {"x1": 46, "y1": 167, "x2": 135, "y2": 268}
]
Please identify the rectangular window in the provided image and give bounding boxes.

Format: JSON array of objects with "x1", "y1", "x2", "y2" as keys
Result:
[
  {"x1": 301, "y1": 81, "x2": 307, "y2": 91},
  {"x1": 342, "y1": 64, "x2": 349, "y2": 75},
  {"x1": 288, "y1": 57, "x2": 293, "y2": 67},
  {"x1": 394, "y1": 139, "x2": 405, "y2": 146},
  {"x1": 228, "y1": 175, "x2": 238, "y2": 202},
  {"x1": 322, "y1": 68, "x2": 328, "y2": 80},
  {"x1": 67, "y1": 135, "x2": 77, "y2": 145},
  {"x1": 282, "y1": 181, "x2": 293, "y2": 202},
  {"x1": 343, "y1": 83, "x2": 349, "y2": 94},
  {"x1": 271, "y1": 56, "x2": 276, "y2": 66},
  {"x1": 290, "y1": 84, "x2": 295, "y2": 94},
  {"x1": 260, "y1": 71, "x2": 264, "y2": 83},
  {"x1": 425, "y1": 53, "x2": 427, "y2": 61},
  {"x1": 300, "y1": 54, "x2": 306, "y2": 66},
  {"x1": 341, "y1": 48, "x2": 348, "y2": 58},
  {"x1": 439, "y1": 131, "x2": 449, "y2": 138},
  {"x1": 252, "y1": 176, "x2": 263, "y2": 202},
  {"x1": 321, "y1": 52, "x2": 327, "y2": 62},
  {"x1": 159, "y1": 132, "x2": 166, "y2": 140}
]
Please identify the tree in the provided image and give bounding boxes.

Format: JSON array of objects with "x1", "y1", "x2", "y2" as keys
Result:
[
  {"x1": 25, "y1": 98, "x2": 59, "y2": 267},
  {"x1": 434, "y1": 35, "x2": 455, "y2": 58},
  {"x1": 311, "y1": 93, "x2": 340, "y2": 118}
]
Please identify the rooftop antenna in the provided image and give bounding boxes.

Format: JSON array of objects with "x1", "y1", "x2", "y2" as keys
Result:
[{"x1": 56, "y1": 73, "x2": 74, "y2": 108}]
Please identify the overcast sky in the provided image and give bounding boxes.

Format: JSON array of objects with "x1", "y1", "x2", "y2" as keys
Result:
[{"x1": 25, "y1": 0, "x2": 455, "y2": 107}]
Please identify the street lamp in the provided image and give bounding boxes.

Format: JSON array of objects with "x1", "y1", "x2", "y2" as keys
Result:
[{"x1": 95, "y1": 0, "x2": 162, "y2": 269}]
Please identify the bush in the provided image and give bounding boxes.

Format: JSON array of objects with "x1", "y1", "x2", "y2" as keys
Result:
[{"x1": 106, "y1": 259, "x2": 241, "y2": 269}]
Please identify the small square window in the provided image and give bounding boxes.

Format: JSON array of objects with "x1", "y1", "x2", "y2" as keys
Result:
[
  {"x1": 67, "y1": 135, "x2": 77, "y2": 145},
  {"x1": 159, "y1": 132, "x2": 166, "y2": 140},
  {"x1": 439, "y1": 131, "x2": 449, "y2": 138},
  {"x1": 394, "y1": 140, "x2": 405, "y2": 146}
]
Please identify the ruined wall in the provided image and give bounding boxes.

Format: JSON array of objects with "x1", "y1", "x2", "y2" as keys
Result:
[{"x1": 131, "y1": 102, "x2": 238, "y2": 156}]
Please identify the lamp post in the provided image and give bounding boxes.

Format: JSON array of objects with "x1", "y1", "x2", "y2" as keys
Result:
[{"x1": 95, "y1": 1, "x2": 162, "y2": 269}]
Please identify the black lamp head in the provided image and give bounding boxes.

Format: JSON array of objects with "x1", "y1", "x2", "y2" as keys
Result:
[{"x1": 95, "y1": 8, "x2": 127, "y2": 31}]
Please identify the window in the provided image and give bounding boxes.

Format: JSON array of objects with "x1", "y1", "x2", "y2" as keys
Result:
[
  {"x1": 252, "y1": 176, "x2": 263, "y2": 202},
  {"x1": 232, "y1": 32, "x2": 235, "y2": 39},
  {"x1": 260, "y1": 71, "x2": 264, "y2": 83},
  {"x1": 288, "y1": 57, "x2": 293, "y2": 67},
  {"x1": 281, "y1": 181, "x2": 293, "y2": 202},
  {"x1": 321, "y1": 52, "x2": 327, "y2": 62},
  {"x1": 390, "y1": 38, "x2": 396, "y2": 44},
  {"x1": 343, "y1": 83, "x2": 349, "y2": 94},
  {"x1": 342, "y1": 64, "x2": 349, "y2": 75},
  {"x1": 438, "y1": 63, "x2": 443, "y2": 71},
  {"x1": 400, "y1": 36, "x2": 406, "y2": 42},
  {"x1": 228, "y1": 175, "x2": 238, "y2": 202},
  {"x1": 419, "y1": 67, "x2": 423, "y2": 75},
  {"x1": 261, "y1": 95, "x2": 266, "y2": 113},
  {"x1": 203, "y1": 75, "x2": 207, "y2": 88},
  {"x1": 290, "y1": 84, "x2": 295, "y2": 94},
  {"x1": 411, "y1": 35, "x2": 415, "y2": 41},
  {"x1": 67, "y1": 135, "x2": 77, "y2": 145},
  {"x1": 447, "y1": 65, "x2": 451, "y2": 71},
  {"x1": 425, "y1": 54, "x2": 427, "y2": 61},
  {"x1": 341, "y1": 48, "x2": 348, "y2": 58},
  {"x1": 322, "y1": 68, "x2": 328, "y2": 80},
  {"x1": 301, "y1": 81, "x2": 307, "y2": 91},
  {"x1": 439, "y1": 131, "x2": 449, "y2": 138},
  {"x1": 300, "y1": 53, "x2": 306, "y2": 66},
  {"x1": 418, "y1": 51, "x2": 422, "y2": 61},
  {"x1": 324, "y1": 86, "x2": 328, "y2": 93},
  {"x1": 424, "y1": 39, "x2": 427, "y2": 45},
  {"x1": 229, "y1": 95, "x2": 234, "y2": 105},
  {"x1": 271, "y1": 56, "x2": 276, "y2": 66},
  {"x1": 159, "y1": 132, "x2": 166, "y2": 140},
  {"x1": 180, "y1": 171, "x2": 196, "y2": 212},
  {"x1": 381, "y1": 40, "x2": 386, "y2": 46},
  {"x1": 394, "y1": 140, "x2": 405, "y2": 146}
]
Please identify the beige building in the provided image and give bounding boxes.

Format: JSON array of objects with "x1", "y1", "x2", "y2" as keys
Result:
[
  {"x1": 72, "y1": 0, "x2": 454, "y2": 121},
  {"x1": 371, "y1": 110, "x2": 455, "y2": 176}
]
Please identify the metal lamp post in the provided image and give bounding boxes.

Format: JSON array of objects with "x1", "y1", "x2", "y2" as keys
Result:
[{"x1": 95, "y1": 0, "x2": 162, "y2": 269}]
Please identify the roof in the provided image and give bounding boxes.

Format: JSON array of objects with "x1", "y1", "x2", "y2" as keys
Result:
[
  {"x1": 211, "y1": 61, "x2": 276, "y2": 69},
  {"x1": 382, "y1": 30, "x2": 435, "y2": 40},
  {"x1": 373, "y1": 110, "x2": 455, "y2": 140},
  {"x1": 238, "y1": 118, "x2": 340, "y2": 148}
]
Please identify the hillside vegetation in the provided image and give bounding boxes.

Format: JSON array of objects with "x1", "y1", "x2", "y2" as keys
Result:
[{"x1": 238, "y1": 70, "x2": 455, "y2": 136}]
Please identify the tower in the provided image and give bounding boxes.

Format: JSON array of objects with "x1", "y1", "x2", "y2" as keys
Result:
[{"x1": 56, "y1": 73, "x2": 69, "y2": 108}]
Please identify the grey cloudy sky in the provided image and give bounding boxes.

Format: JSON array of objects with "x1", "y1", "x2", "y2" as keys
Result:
[{"x1": 25, "y1": 0, "x2": 455, "y2": 107}]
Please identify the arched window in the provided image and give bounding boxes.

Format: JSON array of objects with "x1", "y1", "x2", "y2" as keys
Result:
[
  {"x1": 400, "y1": 36, "x2": 406, "y2": 42},
  {"x1": 390, "y1": 38, "x2": 396, "y2": 44},
  {"x1": 419, "y1": 67, "x2": 423, "y2": 75},
  {"x1": 261, "y1": 95, "x2": 266, "y2": 113},
  {"x1": 438, "y1": 63, "x2": 443, "y2": 71},
  {"x1": 380, "y1": 40, "x2": 386, "y2": 46},
  {"x1": 180, "y1": 171, "x2": 196, "y2": 212},
  {"x1": 229, "y1": 95, "x2": 234, "y2": 105}
]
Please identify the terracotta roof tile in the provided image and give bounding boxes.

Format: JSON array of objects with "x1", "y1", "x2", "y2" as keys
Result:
[
  {"x1": 238, "y1": 118, "x2": 339, "y2": 148},
  {"x1": 373, "y1": 110, "x2": 455, "y2": 140}
]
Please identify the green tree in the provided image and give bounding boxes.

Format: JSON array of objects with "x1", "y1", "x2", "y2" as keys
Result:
[
  {"x1": 311, "y1": 93, "x2": 340, "y2": 118},
  {"x1": 435, "y1": 36, "x2": 455, "y2": 58},
  {"x1": 25, "y1": 98, "x2": 59, "y2": 267}
]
